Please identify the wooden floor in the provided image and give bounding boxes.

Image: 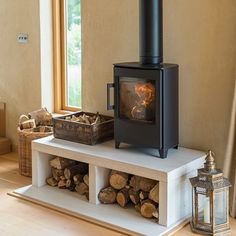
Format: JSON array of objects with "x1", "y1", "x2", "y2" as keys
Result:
[{"x1": 0, "y1": 153, "x2": 235, "y2": 236}]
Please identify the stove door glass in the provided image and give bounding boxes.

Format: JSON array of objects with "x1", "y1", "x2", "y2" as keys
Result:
[{"x1": 119, "y1": 77, "x2": 156, "y2": 123}]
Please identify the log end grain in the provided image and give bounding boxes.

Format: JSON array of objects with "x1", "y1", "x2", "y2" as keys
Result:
[{"x1": 98, "y1": 187, "x2": 117, "y2": 204}]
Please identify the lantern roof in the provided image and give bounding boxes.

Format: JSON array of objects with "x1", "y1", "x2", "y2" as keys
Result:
[
  {"x1": 190, "y1": 176, "x2": 231, "y2": 190},
  {"x1": 189, "y1": 150, "x2": 232, "y2": 190}
]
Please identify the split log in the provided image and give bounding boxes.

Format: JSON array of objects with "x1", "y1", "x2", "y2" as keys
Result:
[
  {"x1": 71, "y1": 115, "x2": 77, "y2": 122},
  {"x1": 82, "y1": 114, "x2": 90, "y2": 124},
  {"x1": 50, "y1": 157, "x2": 76, "y2": 170},
  {"x1": 149, "y1": 183, "x2": 159, "y2": 203},
  {"x1": 139, "y1": 191, "x2": 149, "y2": 200},
  {"x1": 46, "y1": 177, "x2": 58, "y2": 187},
  {"x1": 28, "y1": 107, "x2": 52, "y2": 126},
  {"x1": 109, "y1": 170, "x2": 129, "y2": 190},
  {"x1": 73, "y1": 174, "x2": 84, "y2": 184},
  {"x1": 64, "y1": 163, "x2": 88, "y2": 179},
  {"x1": 130, "y1": 176, "x2": 157, "y2": 192},
  {"x1": 140, "y1": 200, "x2": 158, "y2": 219},
  {"x1": 66, "y1": 179, "x2": 76, "y2": 191},
  {"x1": 152, "y1": 210, "x2": 159, "y2": 219},
  {"x1": 52, "y1": 167, "x2": 64, "y2": 181},
  {"x1": 60, "y1": 175, "x2": 66, "y2": 181},
  {"x1": 98, "y1": 187, "x2": 117, "y2": 204},
  {"x1": 129, "y1": 188, "x2": 140, "y2": 205},
  {"x1": 116, "y1": 188, "x2": 130, "y2": 208},
  {"x1": 125, "y1": 185, "x2": 131, "y2": 190},
  {"x1": 58, "y1": 179, "x2": 67, "y2": 189},
  {"x1": 83, "y1": 174, "x2": 89, "y2": 186},
  {"x1": 75, "y1": 182, "x2": 89, "y2": 195}
]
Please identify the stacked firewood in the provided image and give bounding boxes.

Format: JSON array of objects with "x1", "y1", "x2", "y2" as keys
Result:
[
  {"x1": 46, "y1": 157, "x2": 89, "y2": 200},
  {"x1": 98, "y1": 170, "x2": 159, "y2": 220},
  {"x1": 65, "y1": 112, "x2": 105, "y2": 125}
]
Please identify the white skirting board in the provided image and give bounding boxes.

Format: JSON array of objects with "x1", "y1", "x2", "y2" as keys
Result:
[{"x1": 12, "y1": 185, "x2": 190, "y2": 236}]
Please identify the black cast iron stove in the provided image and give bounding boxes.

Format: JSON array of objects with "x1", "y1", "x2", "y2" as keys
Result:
[{"x1": 107, "y1": 0, "x2": 179, "y2": 158}]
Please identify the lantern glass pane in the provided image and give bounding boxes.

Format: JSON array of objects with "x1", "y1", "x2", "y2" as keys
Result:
[
  {"x1": 198, "y1": 194, "x2": 211, "y2": 224},
  {"x1": 214, "y1": 190, "x2": 227, "y2": 225}
]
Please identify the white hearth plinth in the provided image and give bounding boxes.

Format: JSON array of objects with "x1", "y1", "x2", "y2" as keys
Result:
[{"x1": 14, "y1": 136, "x2": 205, "y2": 236}]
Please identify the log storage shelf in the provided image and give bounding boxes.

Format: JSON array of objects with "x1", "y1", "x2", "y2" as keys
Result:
[{"x1": 13, "y1": 136, "x2": 205, "y2": 236}]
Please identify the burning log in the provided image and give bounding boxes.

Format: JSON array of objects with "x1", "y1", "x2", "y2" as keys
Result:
[
  {"x1": 46, "y1": 177, "x2": 58, "y2": 187},
  {"x1": 131, "y1": 82, "x2": 155, "y2": 121},
  {"x1": 109, "y1": 170, "x2": 129, "y2": 190},
  {"x1": 50, "y1": 157, "x2": 76, "y2": 170},
  {"x1": 140, "y1": 200, "x2": 158, "y2": 219},
  {"x1": 116, "y1": 188, "x2": 130, "y2": 208},
  {"x1": 98, "y1": 187, "x2": 117, "y2": 204}
]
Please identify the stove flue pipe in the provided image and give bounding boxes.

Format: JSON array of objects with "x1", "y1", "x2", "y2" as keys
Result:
[{"x1": 140, "y1": 0, "x2": 163, "y2": 65}]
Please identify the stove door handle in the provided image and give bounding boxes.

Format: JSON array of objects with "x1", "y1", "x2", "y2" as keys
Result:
[{"x1": 107, "y1": 83, "x2": 115, "y2": 110}]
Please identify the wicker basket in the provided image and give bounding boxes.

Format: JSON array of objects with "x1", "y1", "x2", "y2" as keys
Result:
[
  {"x1": 17, "y1": 126, "x2": 53, "y2": 177},
  {"x1": 53, "y1": 112, "x2": 114, "y2": 145}
]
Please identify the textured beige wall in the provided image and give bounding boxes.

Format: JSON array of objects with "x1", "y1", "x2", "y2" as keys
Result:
[
  {"x1": 0, "y1": 0, "x2": 41, "y2": 148},
  {"x1": 82, "y1": 0, "x2": 139, "y2": 113},
  {"x1": 82, "y1": 0, "x2": 236, "y2": 166},
  {"x1": 0, "y1": 0, "x2": 235, "y2": 166}
]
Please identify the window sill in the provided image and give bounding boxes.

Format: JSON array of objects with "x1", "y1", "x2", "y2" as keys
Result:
[{"x1": 53, "y1": 108, "x2": 82, "y2": 116}]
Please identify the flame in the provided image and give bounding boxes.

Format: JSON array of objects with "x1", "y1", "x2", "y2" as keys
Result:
[
  {"x1": 134, "y1": 83, "x2": 155, "y2": 107},
  {"x1": 131, "y1": 82, "x2": 155, "y2": 120}
]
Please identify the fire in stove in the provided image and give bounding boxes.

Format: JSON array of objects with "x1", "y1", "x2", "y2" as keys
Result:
[
  {"x1": 119, "y1": 79, "x2": 156, "y2": 123},
  {"x1": 131, "y1": 82, "x2": 155, "y2": 121}
]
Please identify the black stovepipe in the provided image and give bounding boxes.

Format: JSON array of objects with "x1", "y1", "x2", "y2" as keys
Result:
[{"x1": 139, "y1": 0, "x2": 163, "y2": 65}]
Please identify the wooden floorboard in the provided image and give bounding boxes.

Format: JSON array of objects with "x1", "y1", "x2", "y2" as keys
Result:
[{"x1": 0, "y1": 152, "x2": 235, "y2": 236}]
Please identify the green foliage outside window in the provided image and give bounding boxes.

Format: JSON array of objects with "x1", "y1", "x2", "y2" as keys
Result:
[{"x1": 66, "y1": 0, "x2": 82, "y2": 108}]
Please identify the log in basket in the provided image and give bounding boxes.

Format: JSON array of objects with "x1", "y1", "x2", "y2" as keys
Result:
[{"x1": 17, "y1": 115, "x2": 53, "y2": 177}]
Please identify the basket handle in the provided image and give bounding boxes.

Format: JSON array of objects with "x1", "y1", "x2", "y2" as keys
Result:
[{"x1": 18, "y1": 115, "x2": 29, "y2": 126}]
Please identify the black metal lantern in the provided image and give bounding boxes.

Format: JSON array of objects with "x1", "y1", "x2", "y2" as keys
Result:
[{"x1": 189, "y1": 151, "x2": 231, "y2": 235}]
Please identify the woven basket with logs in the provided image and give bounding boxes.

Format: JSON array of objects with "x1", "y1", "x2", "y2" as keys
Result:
[
  {"x1": 53, "y1": 111, "x2": 114, "y2": 145},
  {"x1": 98, "y1": 170, "x2": 159, "y2": 220},
  {"x1": 18, "y1": 124, "x2": 53, "y2": 177},
  {"x1": 18, "y1": 108, "x2": 53, "y2": 177},
  {"x1": 46, "y1": 157, "x2": 89, "y2": 200}
]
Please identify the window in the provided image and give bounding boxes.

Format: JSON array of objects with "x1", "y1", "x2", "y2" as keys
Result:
[{"x1": 53, "y1": 0, "x2": 82, "y2": 112}]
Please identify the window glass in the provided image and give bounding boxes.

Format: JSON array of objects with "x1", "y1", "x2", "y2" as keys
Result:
[{"x1": 65, "y1": 0, "x2": 81, "y2": 108}]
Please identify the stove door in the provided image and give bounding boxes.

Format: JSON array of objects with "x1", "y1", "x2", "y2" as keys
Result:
[
  {"x1": 119, "y1": 77, "x2": 156, "y2": 123},
  {"x1": 114, "y1": 67, "x2": 162, "y2": 148}
]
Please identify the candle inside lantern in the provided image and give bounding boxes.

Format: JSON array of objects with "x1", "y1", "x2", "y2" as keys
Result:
[{"x1": 204, "y1": 197, "x2": 210, "y2": 224}]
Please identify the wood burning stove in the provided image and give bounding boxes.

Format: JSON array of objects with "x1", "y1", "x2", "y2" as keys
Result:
[{"x1": 107, "y1": 0, "x2": 179, "y2": 158}]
